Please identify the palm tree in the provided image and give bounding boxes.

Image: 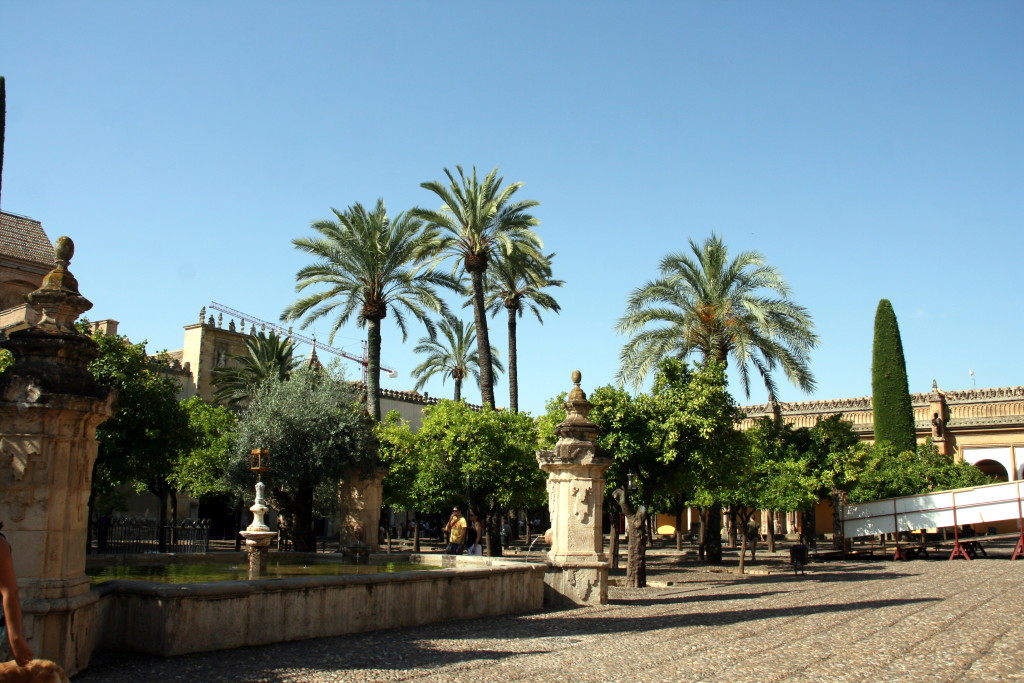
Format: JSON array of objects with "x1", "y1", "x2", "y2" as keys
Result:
[
  {"x1": 483, "y1": 251, "x2": 563, "y2": 412},
  {"x1": 211, "y1": 331, "x2": 299, "y2": 406},
  {"x1": 410, "y1": 316, "x2": 504, "y2": 402},
  {"x1": 281, "y1": 199, "x2": 456, "y2": 421},
  {"x1": 414, "y1": 166, "x2": 542, "y2": 409},
  {"x1": 616, "y1": 234, "x2": 817, "y2": 400}
]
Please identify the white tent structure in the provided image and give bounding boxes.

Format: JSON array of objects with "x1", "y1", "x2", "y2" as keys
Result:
[{"x1": 843, "y1": 480, "x2": 1024, "y2": 560}]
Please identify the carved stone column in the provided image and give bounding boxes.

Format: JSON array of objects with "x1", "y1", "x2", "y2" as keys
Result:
[
  {"x1": 0, "y1": 237, "x2": 115, "y2": 675},
  {"x1": 536, "y1": 371, "x2": 612, "y2": 605},
  {"x1": 337, "y1": 468, "x2": 386, "y2": 552}
]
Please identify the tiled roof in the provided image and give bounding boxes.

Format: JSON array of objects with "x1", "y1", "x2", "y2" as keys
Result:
[{"x1": 0, "y1": 211, "x2": 55, "y2": 268}]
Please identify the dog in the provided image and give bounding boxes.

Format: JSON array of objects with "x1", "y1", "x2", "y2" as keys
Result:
[{"x1": 0, "y1": 659, "x2": 70, "y2": 683}]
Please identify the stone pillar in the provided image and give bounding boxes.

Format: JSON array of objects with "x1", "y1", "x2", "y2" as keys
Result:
[
  {"x1": 337, "y1": 468, "x2": 386, "y2": 552},
  {"x1": 0, "y1": 237, "x2": 115, "y2": 675},
  {"x1": 536, "y1": 371, "x2": 612, "y2": 605}
]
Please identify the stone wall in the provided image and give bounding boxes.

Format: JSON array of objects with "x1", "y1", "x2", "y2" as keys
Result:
[{"x1": 91, "y1": 554, "x2": 545, "y2": 658}]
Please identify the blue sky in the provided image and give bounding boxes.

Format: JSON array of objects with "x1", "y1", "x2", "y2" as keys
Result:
[{"x1": 2, "y1": 3, "x2": 1021, "y2": 416}]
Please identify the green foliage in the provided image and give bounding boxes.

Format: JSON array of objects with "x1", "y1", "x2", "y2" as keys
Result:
[
  {"x1": 807, "y1": 414, "x2": 865, "y2": 496},
  {"x1": 282, "y1": 199, "x2": 456, "y2": 421},
  {"x1": 849, "y1": 440, "x2": 990, "y2": 503},
  {"x1": 588, "y1": 384, "x2": 659, "y2": 502},
  {"x1": 742, "y1": 418, "x2": 818, "y2": 513},
  {"x1": 871, "y1": 299, "x2": 916, "y2": 452},
  {"x1": 650, "y1": 359, "x2": 746, "y2": 501},
  {"x1": 535, "y1": 391, "x2": 567, "y2": 450},
  {"x1": 89, "y1": 332, "x2": 189, "y2": 509},
  {"x1": 483, "y1": 251, "x2": 563, "y2": 412},
  {"x1": 376, "y1": 411, "x2": 423, "y2": 512},
  {"x1": 211, "y1": 331, "x2": 299, "y2": 406},
  {"x1": 0, "y1": 348, "x2": 12, "y2": 374},
  {"x1": 169, "y1": 396, "x2": 237, "y2": 499},
  {"x1": 228, "y1": 368, "x2": 377, "y2": 551},
  {"x1": 415, "y1": 165, "x2": 543, "y2": 408},
  {"x1": 410, "y1": 316, "x2": 502, "y2": 402},
  {"x1": 413, "y1": 400, "x2": 546, "y2": 515},
  {"x1": 616, "y1": 234, "x2": 818, "y2": 399}
]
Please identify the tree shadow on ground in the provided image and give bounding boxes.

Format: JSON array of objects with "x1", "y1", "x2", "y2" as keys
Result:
[{"x1": 73, "y1": 596, "x2": 940, "y2": 682}]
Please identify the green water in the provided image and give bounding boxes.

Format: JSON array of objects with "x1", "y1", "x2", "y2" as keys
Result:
[{"x1": 87, "y1": 560, "x2": 436, "y2": 585}]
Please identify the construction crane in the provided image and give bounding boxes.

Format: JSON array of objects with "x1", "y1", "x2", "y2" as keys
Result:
[{"x1": 207, "y1": 302, "x2": 398, "y2": 384}]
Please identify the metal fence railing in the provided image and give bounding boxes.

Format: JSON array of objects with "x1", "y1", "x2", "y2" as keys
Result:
[{"x1": 93, "y1": 516, "x2": 211, "y2": 554}]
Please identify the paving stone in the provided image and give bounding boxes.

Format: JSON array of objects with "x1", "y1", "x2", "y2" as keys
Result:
[{"x1": 73, "y1": 545, "x2": 1024, "y2": 682}]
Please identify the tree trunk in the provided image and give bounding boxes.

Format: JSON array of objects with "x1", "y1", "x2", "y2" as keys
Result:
[
  {"x1": 625, "y1": 510, "x2": 647, "y2": 587},
  {"x1": 280, "y1": 488, "x2": 316, "y2": 552},
  {"x1": 728, "y1": 505, "x2": 738, "y2": 548},
  {"x1": 366, "y1": 317, "x2": 383, "y2": 422},
  {"x1": 169, "y1": 490, "x2": 179, "y2": 549},
  {"x1": 612, "y1": 489, "x2": 647, "y2": 587},
  {"x1": 154, "y1": 486, "x2": 169, "y2": 552},
  {"x1": 506, "y1": 304, "x2": 518, "y2": 413},
  {"x1": 609, "y1": 511, "x2": 620, "y2": 570},
  {"x1": 412, "y1": 511, "x2": 420, "y2": 553},
  {"x1": 697, "y1": 508, "x2": 706, "y2": 562},
  {"x1": 767, "y1": 512, "x2": 777, "y2": 553},
  {"x1": 675, "y1": 509, "x2": 684, "y2": 551},
  {"x1": 801, "y1": 506, "x2": 816, "y2": 548},
  {"x1": 705, "y1": 503, "x2": 723, "y2": 564},
  {"x1": 738, "y1": 529, "x2": 748, "y2": 574},
  {"x1": 486, "y1": 510, "x2": 502, "y2": 557},
  {"x1": 468, "y1": 267, "x2": 495, "y2": 408},
  {"x1": 453, "y1": 377, "x2": 462, "y2": 402},
  {"x1": 830, "y1": 488, "x2": 847, "y2": 552}
]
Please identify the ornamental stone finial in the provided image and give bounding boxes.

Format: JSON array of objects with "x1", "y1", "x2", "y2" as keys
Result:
[
  {"x1": 554, "y1": 370, "x2": 600, "y2": 443},
  {"x1": 26, "y1": 236, "x2": 93, "y2": 332}
]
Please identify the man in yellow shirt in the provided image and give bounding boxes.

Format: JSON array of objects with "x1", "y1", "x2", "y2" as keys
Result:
[{"x1": 443, "y1": 507, "x2": 467, "y2": 555}]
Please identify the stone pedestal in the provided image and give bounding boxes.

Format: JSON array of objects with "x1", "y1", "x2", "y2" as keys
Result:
[
  {"x1": 337, "y1": 468, "x2": 386, "y2": 552},
  {"x1": 239, "y1": 531, "x2": 277, "y2": 579},
  {"x1": 536, "y1": 371, "x2": 612, "y2": 605},
  {"x1": 239, "y1": 480, "x2": 277, "y2": 579},
  {"x1": 0, "y1": 237, "x2": 115, "y2": 676}
]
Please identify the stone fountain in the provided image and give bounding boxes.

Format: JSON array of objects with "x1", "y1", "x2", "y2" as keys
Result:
[{"x1": 238, "y1": 449, "x2": 277, "y2": 579}]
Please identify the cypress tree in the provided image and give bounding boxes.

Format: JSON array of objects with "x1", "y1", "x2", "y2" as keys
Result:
[{"x1": 871, "y1": 299, "x2": 917, "y2": 452}]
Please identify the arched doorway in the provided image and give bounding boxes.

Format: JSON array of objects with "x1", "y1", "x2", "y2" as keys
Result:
[{"x1": 974, "y1": 459, "x2": 1009, "y2": 482}]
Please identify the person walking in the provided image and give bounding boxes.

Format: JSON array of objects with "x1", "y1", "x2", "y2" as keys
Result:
[
  {"x1": 443, "y1": 507, "x2": 467, "y2": 555},
  {"x1": 0, "y1": 522, "x2": 34, "y2": 666}
]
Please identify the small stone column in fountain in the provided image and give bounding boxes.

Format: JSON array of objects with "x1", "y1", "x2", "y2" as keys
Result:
[
  {"x1": 238, "y1": 449, "x2": 276, "y2": 579},
  {"x1": 0, "y1": 237, "x2": 116, "y2": 676},
  {"x1": 536, "y1": 370, "x2": 612, "y2": 605},
  {"x1": 337, "y1": 467, "x2": 386, "y2": 553}
]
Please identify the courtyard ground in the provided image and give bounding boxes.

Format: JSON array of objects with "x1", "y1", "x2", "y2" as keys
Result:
[{"x1": 73, "y1": 542, "x2": 1024, "y2": 682}]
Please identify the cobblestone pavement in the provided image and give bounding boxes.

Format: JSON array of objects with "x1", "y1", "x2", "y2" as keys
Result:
[{"x1": 73, "y1": 546, "x2": 1024, "y2": 682}]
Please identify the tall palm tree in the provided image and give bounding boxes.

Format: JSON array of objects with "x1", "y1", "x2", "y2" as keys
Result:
[
  {"x1": 410, "y1": 316, "x2": 504, "y2": 402},
  {"x1": 616, "y1": 234, "x2": 817, "y2": 399},
  {"x1": 483, "y1": 251, "x2": 563, "y2": 413},
  {"x1": 281, "y1": 199, "x2": 456, "y2": 421},
  {"x1": 414, "y1": 166, "x2": 542, "y2": 409},
  {"x1": 211, "y1": 331, "x2": 299, "y2": 406}
]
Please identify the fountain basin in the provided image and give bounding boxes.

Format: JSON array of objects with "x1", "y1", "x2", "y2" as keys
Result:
[{"x1": 89, "y1": 553, "x2": 546, "y2": 657}]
